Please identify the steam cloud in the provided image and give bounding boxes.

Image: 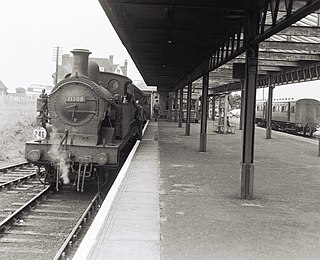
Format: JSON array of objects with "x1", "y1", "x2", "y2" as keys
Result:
[{"x1": 47, "y1": 128, "x2": 70, "y2": 184}]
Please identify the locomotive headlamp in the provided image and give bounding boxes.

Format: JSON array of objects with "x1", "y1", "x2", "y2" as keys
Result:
[
  {"x1": 96, "y1": 153, "x2": 108, "y2": 165},
  {"x1": 108, "y1": 79, "x2": 119, "y2": 91},
  {"x1": 28, "y1": 149, "x2": 41, "y2": 162}
]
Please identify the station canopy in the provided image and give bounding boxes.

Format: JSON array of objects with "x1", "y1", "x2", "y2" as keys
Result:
[{"x1": 99, "y1": 0, "x2": 320, "y2": 94}]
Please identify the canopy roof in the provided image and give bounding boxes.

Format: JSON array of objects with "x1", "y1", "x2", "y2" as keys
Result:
[{"x1": 99, "y1": 0, "x2": 320, "y2": 93}]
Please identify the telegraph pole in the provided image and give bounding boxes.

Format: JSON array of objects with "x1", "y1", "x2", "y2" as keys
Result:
[{"x1": 53, "y1": 46, "x2": 63, "y2": 85}]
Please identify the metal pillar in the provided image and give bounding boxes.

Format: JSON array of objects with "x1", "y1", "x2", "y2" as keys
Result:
[
  {"x1": 240, "y1": 3, "x2": 259, "y2": 199},
  {"x1": 218, "y1": 95, "x2": 223, "y2": 132},
  {"x1": 178, "y1": 88, "x2": 183, "y2": 127},
  {"x1": 199, "y1": 73, "x2": 209, "y2": 152},
  {"x1": 240, "y1": 55, "x2": 258, "y2": 200},
  {"x1": 266, "y1": 85, "x2": 274, "y2": 139},
  {"x1": 239, "y1": 81, "x2": 244, "y2": 130},
  {"x1": 150, "y1": 91, "x2": 154, "y2": 120},
  {"x1": 185, "y1": 83, "x2": 192, "y2": 136},
  {"x1": 168, "y1": 97, "x2": 172, "y2": 122},
  {"x1": 211, "y1": 95, "x2": 215, "y2": 121},
  {"x1": 174, "y1": 91, "x2": 178, "y2": 122},
  {"x1": 223, "y1": 93, "x2": 229, "y2": 134}
]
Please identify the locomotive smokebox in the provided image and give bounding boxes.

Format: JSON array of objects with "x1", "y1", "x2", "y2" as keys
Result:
[{"x1": 71, "y1": 49, "x2": 92, "y2": 77}]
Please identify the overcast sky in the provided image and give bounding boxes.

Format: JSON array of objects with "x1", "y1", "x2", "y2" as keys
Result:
[
  {"x1": 0, "y1": 0, "x2": 143, "y2": 92},
  {"x1": 256, "y1": 80, "x2": 320, "y2": 101},
  {"x1": 1, "y1": 0, "x2": 320, "y2": 100}
]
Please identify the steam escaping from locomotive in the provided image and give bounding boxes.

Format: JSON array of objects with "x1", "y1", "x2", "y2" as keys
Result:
[
  {"x1": 25, "y1": 48, "x2": 148, "y2": 191},
  {"x1": 47, "y1": 128, "x2": 71, "y2": 185}
]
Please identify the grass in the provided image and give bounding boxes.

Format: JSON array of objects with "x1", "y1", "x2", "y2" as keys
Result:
[{"x1": 0, "y1": 98, "x2": 37, "y2": 167}]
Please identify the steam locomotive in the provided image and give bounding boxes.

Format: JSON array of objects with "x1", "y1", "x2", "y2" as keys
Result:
[
  {"x1": 25, "y1": 49, "x2": 147, "y2": 191},
  {"x1": 256, "y1": 98, "x2": 320, "y2": 136}
]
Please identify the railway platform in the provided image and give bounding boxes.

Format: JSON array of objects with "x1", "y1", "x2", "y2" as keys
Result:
[{"x1": 73, "y1": 120, "x2": 320, "y2": 260}]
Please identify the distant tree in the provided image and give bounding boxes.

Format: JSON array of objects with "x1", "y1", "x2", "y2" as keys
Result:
[
  {"x1": 228, "y1": 93, "x2": 241, "y2": 109},
  {"x1": 15, "y1": 87, "x2": 26, "y2": 94}
]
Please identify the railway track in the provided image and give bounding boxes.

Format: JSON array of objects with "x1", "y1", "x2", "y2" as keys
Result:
[
  {"x1": 0, "y1": 162, "x2": 38, "y2": 190},
  {"x1": 255, "y1": 126, "x2": 319, "y2": 145},
  {"x1": 0, "y1": 162, "x2": 102, "y2": 260}
]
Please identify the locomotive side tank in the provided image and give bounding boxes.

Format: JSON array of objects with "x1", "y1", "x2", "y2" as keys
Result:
[
  {"x1": 256, "y1": 98, "x2": 320, "y2": 136},
  {"x1": 25, "y1": 49, "x2": 146, "y2": 191}
]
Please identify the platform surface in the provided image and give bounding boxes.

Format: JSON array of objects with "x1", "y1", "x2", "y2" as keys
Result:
[
  {"x1": 74, "y1": 120, "x2": 320, "y2": 260},
  {"x1": 160, "y1": 121, "x2": 320, "y2": 260}
]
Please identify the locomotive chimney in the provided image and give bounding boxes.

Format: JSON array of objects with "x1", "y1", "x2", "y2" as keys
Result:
[{"x1": 71, "y1": 49, "x2": 92, "y2": 77}]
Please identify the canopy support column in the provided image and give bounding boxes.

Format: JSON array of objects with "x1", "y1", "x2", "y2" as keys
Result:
[
  {"x1": 178, "y1": 88, "x2": 183, "y2": 127},
  {"x1": 223, "y1": 93, "x2": 229, "y2": 134},
  {"x1": 199, "y1": 73, "x2": 209, "y2": 152},
  {"x1": 240, "y1": 54, "x2": 258, "y2": 200},
  {"x1": 266, "y1": 85, "x2": 274, "y2": 139},
  {"x1": 211, "y1": 95, "x2": 215, "y2": 121},
  {"x1": 239, "y1": 82, "x2": 245, "y2": 130},
  {"x1": 174, "y1": 91, "x2": 178, "y2": 122},
  {"x1": 240, "y1": 3, "x2": 260, "y2": 199},
  {"x1": 185, "y1": 83, "x2": 192, "y2": 136}
]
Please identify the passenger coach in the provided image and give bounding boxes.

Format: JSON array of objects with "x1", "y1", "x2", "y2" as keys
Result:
[{"x1": 256, "y1": 98, "x2": 320, "y2": 136}]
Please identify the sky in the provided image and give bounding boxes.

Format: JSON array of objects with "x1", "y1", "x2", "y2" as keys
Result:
[
  {"x1": 0, "y1": 0, "x2": 320, "y2": 100},
  {"x1": 0, "y1": 0, "x2": 143, "y2": 92},
  {"x1": 256, "y1": 80, "x2": 320, "y2": 101}
]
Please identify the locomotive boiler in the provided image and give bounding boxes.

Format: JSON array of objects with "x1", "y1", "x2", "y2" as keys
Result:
[
  {"x1": 25, "y1": 49, "x2": 146, "y2": 191},
  {"x1": 256, "y1": 98, "x2": 320, "y2": 136}
]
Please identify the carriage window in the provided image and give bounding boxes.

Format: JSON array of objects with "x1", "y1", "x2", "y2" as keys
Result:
[
  {"x1": 272, "y1": 106, "x2": 276, "y2": 112},
  {"x1": 291, "y1": 106, "x2": 295, "y2": 113},
  {"x1": 281, "y1": 106, "x2": 285, "y2": 113}
]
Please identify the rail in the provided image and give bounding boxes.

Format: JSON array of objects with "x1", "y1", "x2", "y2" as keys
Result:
[
  {"x1": 53, "y1": 192, "x2": 102, "y2": 260},
  {"x1": 0, "y1": 185, "x2": 51, "y2": 231},
  {"x1": 0, "y1": 161, "x2": 29, "y2": 172}
]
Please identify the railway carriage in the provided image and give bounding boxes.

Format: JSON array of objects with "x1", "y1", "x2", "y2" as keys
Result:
[
  {"x1": 25, "y1": 49, "x2": 146, "y2": 191},
  {"x1": 256, "y1": 98, "x2": 320, "y2": 136}
]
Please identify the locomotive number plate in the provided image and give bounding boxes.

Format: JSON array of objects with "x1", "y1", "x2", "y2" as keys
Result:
[{"x1": 66, "y1": 96, "x2": 86, "y2": 103}]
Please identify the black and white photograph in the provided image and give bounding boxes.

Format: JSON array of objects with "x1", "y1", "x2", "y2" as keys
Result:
[{"x1": 0, "y1": 1, "x2": 320, "y2": 259}]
